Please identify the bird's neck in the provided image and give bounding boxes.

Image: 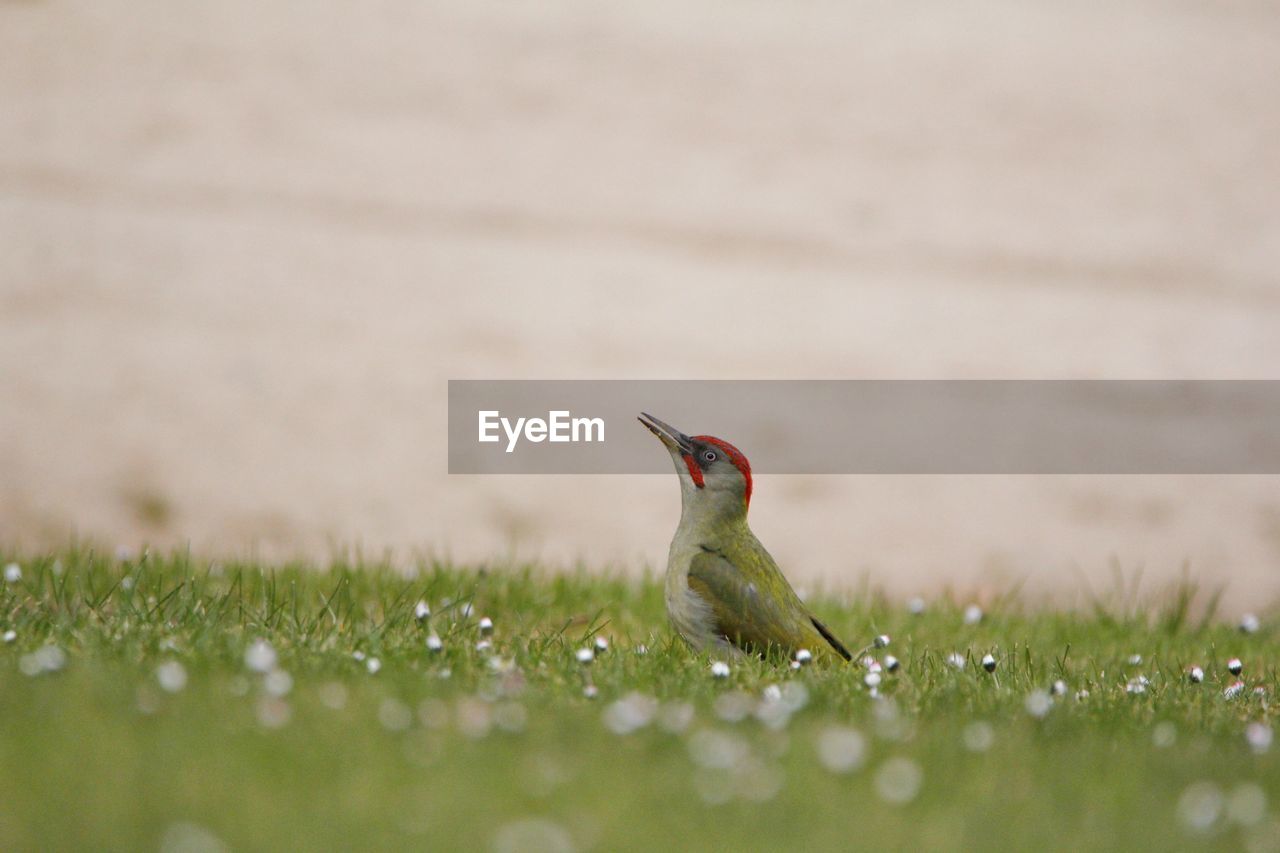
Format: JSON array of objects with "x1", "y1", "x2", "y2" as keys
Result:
[{"x1": 677, "y1": 493, "x2": 750, "y2": 543}]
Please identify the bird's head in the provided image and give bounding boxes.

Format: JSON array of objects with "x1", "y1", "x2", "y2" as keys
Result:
[{"x1": 638, "y1": 412, "x2": 753, "y2": 517}]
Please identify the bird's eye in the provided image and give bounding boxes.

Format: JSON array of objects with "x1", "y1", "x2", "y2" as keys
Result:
[{"x1": 702, "y1": 450, "x2": 717, "y2": 463}]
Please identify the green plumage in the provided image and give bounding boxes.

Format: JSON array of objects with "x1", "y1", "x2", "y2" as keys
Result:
[{"x1": 687, "y1": 528, "x2": 851, "y2": 662}]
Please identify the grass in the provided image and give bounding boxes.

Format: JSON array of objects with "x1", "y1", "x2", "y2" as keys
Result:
[{"x1": 0, "y1": 549, "x2": 1277, "y2": 852}]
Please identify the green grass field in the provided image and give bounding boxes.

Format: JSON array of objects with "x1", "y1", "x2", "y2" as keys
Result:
[{"x1": 1, "y1": 549, "x2": 1276, "y2": 851}]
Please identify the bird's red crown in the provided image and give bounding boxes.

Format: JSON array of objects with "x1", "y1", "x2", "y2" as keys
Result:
[{"x1": 693, "y1": 435, "x2": 753, "y2": 507}]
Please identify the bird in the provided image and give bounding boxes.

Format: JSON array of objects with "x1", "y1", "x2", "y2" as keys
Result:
[{"x1": 638, "y1": 412, "x2": 851, "y2": 663}]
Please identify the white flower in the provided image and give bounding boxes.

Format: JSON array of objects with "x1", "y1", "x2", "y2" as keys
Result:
[
  {"x1": 1246, "y1": 722, "x2": 1273, "y2": 754},
  {"x1": 575, "y1": 647, "x2": 595, "y2": 665},
  {"x1": 816, "y1": 726, "x2": 867, "y2": 773},
  {"x1": 1239, "y1": 613, "x2": 1260, "y2": 634},
  {"x1": 981, "y1": 654, "x2": 996, "y2": 672},
  {"x1": 1224, "y1": 681, "x2": 1245, "y2": 699},
  {"x1": 491, "y1": 819, "x2": 575, "y2": 853},
  {"x1": 493, "y1": 701, "x2": 528, "y2": 734},
  {"x1": 713, "y1": 691, "x2": 753, "y2": 722},
  {"x1": 159, "y1": 822, "x2": 225, "y2": 853},
  {"x1": 19, "y1": 645, "x2": 67, "y2": 676},
  {"x1": 263, "y1": 669, "x2": 293, "y2": 697},
  {"x1": 658, "y1": 701, "x2": 695, "y2": 734},
  {"x1": 244, "y1": 640, "x2": 277, "y2": 674},
  {"x1": 874, "y1": 635, "x2": 891, "y2": 648},
  {"x1": 710, "y1": 661, "x2": 731, "y2": 678},
  {"x1": 1024, "y1": 690, "x2": 1052, "y2": 718},
  {"x1": 1051, "y1": 680, "x2": 1068, "y2": 697},
  {"x1": 366, "y1": 657, "x2": 382, "y2": 674},
  {"x1": 475, "y1": 639, "x2": 492, "y2": 652},
  {"x1": 455, "y1": 696, "x2": 492, "y2": 738},
  {"x1": 875, "y1": 757, "x2": 923, "y2": 804},
  {"x1": 3, "y1": 563, "x2": 21, "y2": 584},
  {"x1": 426, "y1": 634, "x2": 443, "y2": 652},
  {"x1": 1074, "y1": 689, "x2": 1090, "y2": 701},
  {"x1": 603, "y1": 692, "x2": 658, "y2": 735},
  {"x1": 487, "y1": 656, "x2": 515, "y2": 673},
  {"x1": 755, "y1": 693, "x2": 793, "y2": 729},
  {"x1": 1128, "y1": 654, "x2": 1143, "y2": 665},
  {"x1": 687, "y1": 729, "x2": 750, "y2": 770},
  {"x1": 864, "y1": 672, "x2": 882, "y2": 688},
  {"x1": 780, "y1": 682, "x2": 810, "y2": 711},
  {"x1": 478, "y1": 617, "x2": 494, "y2": 636},
  {"x1": 582, "y1": 684, "x2": 599, "y2": 699},
  {"x1": 594, "y1": 637, "x2": 609, "y2": 654},
  {"x1": 1227, "y1": 783, "x2": 1267, "y2": 827},
  {"x1": 1179, "y1": 782, "x2": 1223, "y2": 833},
  {"x1": 1126, "y1": 677, "x2": 1148, "y2": 695},
  {"x1": 155, "y1": 661, "x2": 187, "y2": 693},
  {"x1": 634, "y1": 644, "x2": 648, "y2": 656},
  {"x1": 962, "y1": 721, "x2": 994, "y2": 752},
  {"x1": 794, "y1": 649, "x2": 812, "y2": 666},
  {"x1": 963, "y1": 604, "x2": 983, "y2": 625},
  {"x1": 2, "y1": 629, "x2": 15, "y2": 643},
  {"x1": 1188, "y1": 666, "x2": 1204, "y2": 684},
  {"x1": 883, "y1": 655, "x2": 900, "y2": 673},
  {"x1": 1227, "y1": 657, "x2": 1243, "y2": 676},
  {"x1": 907, "y1": 597, "x2": 926, "y2": 615},
  {"x1": 413, "y1": 600, "x2": 431, "y2": 621},
  {"x1": 946, "y1": 652, "x2": 966, "y2": 669}
]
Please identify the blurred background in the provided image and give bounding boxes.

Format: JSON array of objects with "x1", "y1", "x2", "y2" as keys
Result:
[{"x1": 2, "y1": 0, "x2": 1278, "y2": 611}]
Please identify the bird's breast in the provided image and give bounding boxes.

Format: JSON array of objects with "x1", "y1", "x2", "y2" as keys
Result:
[{"x1": 664, "y1": 528, "x2": 722, "y2": 652}]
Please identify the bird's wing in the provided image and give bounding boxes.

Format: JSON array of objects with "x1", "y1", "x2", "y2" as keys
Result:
[{"x1": 687, "y1": 549, "x2": 844, "y2": 659}]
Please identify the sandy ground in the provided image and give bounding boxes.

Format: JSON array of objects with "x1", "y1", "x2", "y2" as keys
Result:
[{"x1": 3, "y1": 0, "x2": 1280, "y2": 611}]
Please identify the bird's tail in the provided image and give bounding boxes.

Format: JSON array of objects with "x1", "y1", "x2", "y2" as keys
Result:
[{"x1": 810, "y1": 616, "x2": 852, "y2": 661}]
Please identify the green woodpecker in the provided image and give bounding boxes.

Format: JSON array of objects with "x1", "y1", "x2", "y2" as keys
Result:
[{"x1": 639, "y1": 413, "x2": 851, "y2": 663}]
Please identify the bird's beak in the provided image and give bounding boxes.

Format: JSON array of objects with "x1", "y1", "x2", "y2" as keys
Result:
[{"x1": 638, "y1": 412, "x2": 695, "y2": 454}]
